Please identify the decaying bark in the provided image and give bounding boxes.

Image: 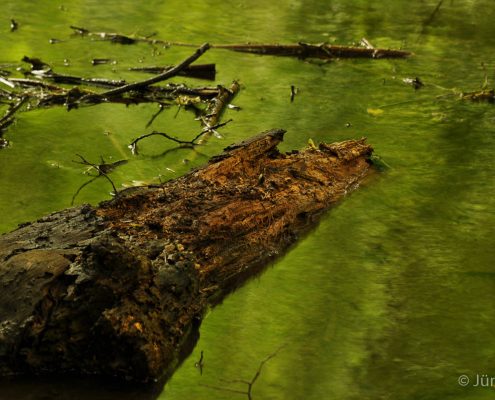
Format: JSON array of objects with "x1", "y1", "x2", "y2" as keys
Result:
[{"x1": 0, "y1": 129, "x2": 374, "y2": 382}]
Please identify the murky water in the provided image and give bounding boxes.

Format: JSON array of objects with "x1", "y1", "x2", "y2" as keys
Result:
[{"x1": 1, "y1": 0, "x2": 495, "y2": 399}]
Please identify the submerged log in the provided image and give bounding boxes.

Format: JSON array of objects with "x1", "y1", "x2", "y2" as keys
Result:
[{"x1": 0, "y1": 129, "x2": 374, "y2": 382}]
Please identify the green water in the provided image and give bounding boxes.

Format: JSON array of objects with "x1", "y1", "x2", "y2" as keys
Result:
[{"x1": 1, "y1": 1, "x2": 495, "y2": 399}]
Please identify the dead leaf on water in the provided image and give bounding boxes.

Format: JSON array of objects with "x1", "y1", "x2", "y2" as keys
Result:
[{"x1": 367, "y1": 108, "x2": 384, "y2": 116}]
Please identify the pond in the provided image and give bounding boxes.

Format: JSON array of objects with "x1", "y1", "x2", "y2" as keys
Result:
[{"x1": 1, "y1": 0, "x2": 495, "y2": 399}]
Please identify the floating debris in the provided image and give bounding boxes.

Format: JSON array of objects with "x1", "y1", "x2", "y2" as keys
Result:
[
  {"x1": 91, "y1": 58, "x2": 114, "y2": 66},
  {"x1": 10, "y1": 19, "x2": 18, "y2": 32},
  {"x1": 403, "y1": 77, "x2": 424, "y2": 89}
]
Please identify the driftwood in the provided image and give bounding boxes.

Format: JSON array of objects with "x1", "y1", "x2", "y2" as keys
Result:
[
  {"x1": 213, "y1": 42, "x2": 411, "y2": 59},
  {"x1": 0, "y1": 129, "x2": 374, "y2": 383},
  {"x1": 68, "y1": 27, "x2": 410, "y2": 60}
]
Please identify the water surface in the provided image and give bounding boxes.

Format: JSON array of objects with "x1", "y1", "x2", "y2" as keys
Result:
[{"x1": 1, "y1": 1, "x2": 494, "y2": 399}]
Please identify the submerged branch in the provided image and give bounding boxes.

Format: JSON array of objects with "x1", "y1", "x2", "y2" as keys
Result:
[
  {"x1": 128, "y1": 119, "x2": 233, "y2": 155},
  {"x1": 71, "y1": 155, "x2": 128, "y2": 204},
  {"x1": 201, "y1": 345, "x2": 285, "y2": 399}
]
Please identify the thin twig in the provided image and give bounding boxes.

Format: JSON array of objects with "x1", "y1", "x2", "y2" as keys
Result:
[
  {"x1": 418, "y1": 0, "x2": 445, "y2": 40},
  {"x1": 200, "y1": 384, "x2": 248, "y2": 396},
  {"x1": 145, "y1": 103, "x2": 166, "y2": 128},
  {"x1": 200, "y1": 345, "x2": 285, "y2": 400},
  {"x1": 71, "y1": 176, "x2": 98, "y2": 206},
  {"x1": 128, "y1": 119, "x2": 233, "y2": 155},
  {"x1": 71, "y1": 154, "x2": 122, "y2": 204}
]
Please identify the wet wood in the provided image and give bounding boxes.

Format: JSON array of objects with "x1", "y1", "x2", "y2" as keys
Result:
[
  {"x1": 201, "y1": 80, "x2": 239, "y2": 132},
  {"x1": 213, "y1": 42, "x2": 411, "y2": 59},
  {"x1": 0, "y1": 129, "x2": 374, "y2": 382}
]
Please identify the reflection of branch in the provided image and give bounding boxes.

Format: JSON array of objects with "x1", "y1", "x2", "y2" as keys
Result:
[
  {"x1": 200, "y1": 345, "x2": 284, "y2": 400},
  {"x1": 418, "y1": 0, "x2": 445, "y2": 39},
  {"x1": 129, "y1": 119, "x2": 232, "y2": 155},
  {"x1": 145, "y1": 103, "x2": 166, "y2": 128},
  {"x1": 71, "y1": 155, "x2": 127, "y2": 205},
  {"x1": 194, "y1": 350, "x2": 204, "y2": 375}
]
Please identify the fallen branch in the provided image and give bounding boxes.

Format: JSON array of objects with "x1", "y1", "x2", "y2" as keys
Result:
[
  {"x1": 199, "y1": 81, "x2": 240, "y2": 142},
  {"x1": 45, "y1": 72, "x2": 126, "y2": 88},
  {"x1": 95, "y1": 43, "x2": 211, "y2": 99},
  {"x1": 213, "y1": 42, "x2": 411, "y2": 59},
  {"x1": 0, "y1": 96, "x2": 28, "y2": 136},
  {"x1": 0, "y1": 130, "x2": 374, "y2": 383},
  {"x1": 128, "y1": 119, "x2": 233, "y2": 155},
  {"x1": 71, "y1": 155, "x2": 128, "y2": 204}
]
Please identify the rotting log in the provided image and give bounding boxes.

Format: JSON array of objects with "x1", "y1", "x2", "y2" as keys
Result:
[{"x1": 0, "y1": 129, "x2": 374, "y2": 383}]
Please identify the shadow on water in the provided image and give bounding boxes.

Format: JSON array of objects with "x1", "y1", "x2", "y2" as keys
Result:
[
  {"x1": 0, "y1": 376, "x2": 163, "y2": 400},
  {"x1": 0, "y1": 319, "x2": 202, "y2": 400}
]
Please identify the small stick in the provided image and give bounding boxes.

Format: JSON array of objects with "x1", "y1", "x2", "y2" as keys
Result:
[
  {"x1": 360, "y1": 37, "x2": 374, "y2": 49},
  {"x1": 290, "y1": 85, "x2": 298, "y2": 102},
  {"x1": 72, "y1": 154, "x2": 121, "y2": 203},
  {"x1": 8, "y1": 78, "x2": 62, "y2": 91},
  {"x1": 0, "y1": 96, "x2": 28, "y2": 131},
  {"x1": 128, "y1": 120, "x2": 232, "y2": 155},
  {"x1": 10, "y1": 19, "x2": 18, "y2": 32},
  {"x1": 145, "y1": 103, "x2": 166, "y2": 128},
  {"x1": 0, "y1": 76, "x2": 16, "y2": 89},
  {"x1": 200, "y1": 345, "x2": 285, "y2": 400}
]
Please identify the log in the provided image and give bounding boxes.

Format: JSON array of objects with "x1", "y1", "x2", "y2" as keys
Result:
[
  {"x1": 0, "y1": 129, "x2": 374, "y2": 382},
  {"x1": 213, "y1": 42, "x2": 411, "y2": 59}
]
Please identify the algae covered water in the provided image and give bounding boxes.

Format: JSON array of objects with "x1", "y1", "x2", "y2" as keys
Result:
[{"x1": 1, "y1": 1, "x2": 495, "y2": 399}]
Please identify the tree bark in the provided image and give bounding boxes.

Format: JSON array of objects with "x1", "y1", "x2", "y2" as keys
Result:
[{"x1": 0, "y1": 129, "x2": 374, "y2": 382}]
